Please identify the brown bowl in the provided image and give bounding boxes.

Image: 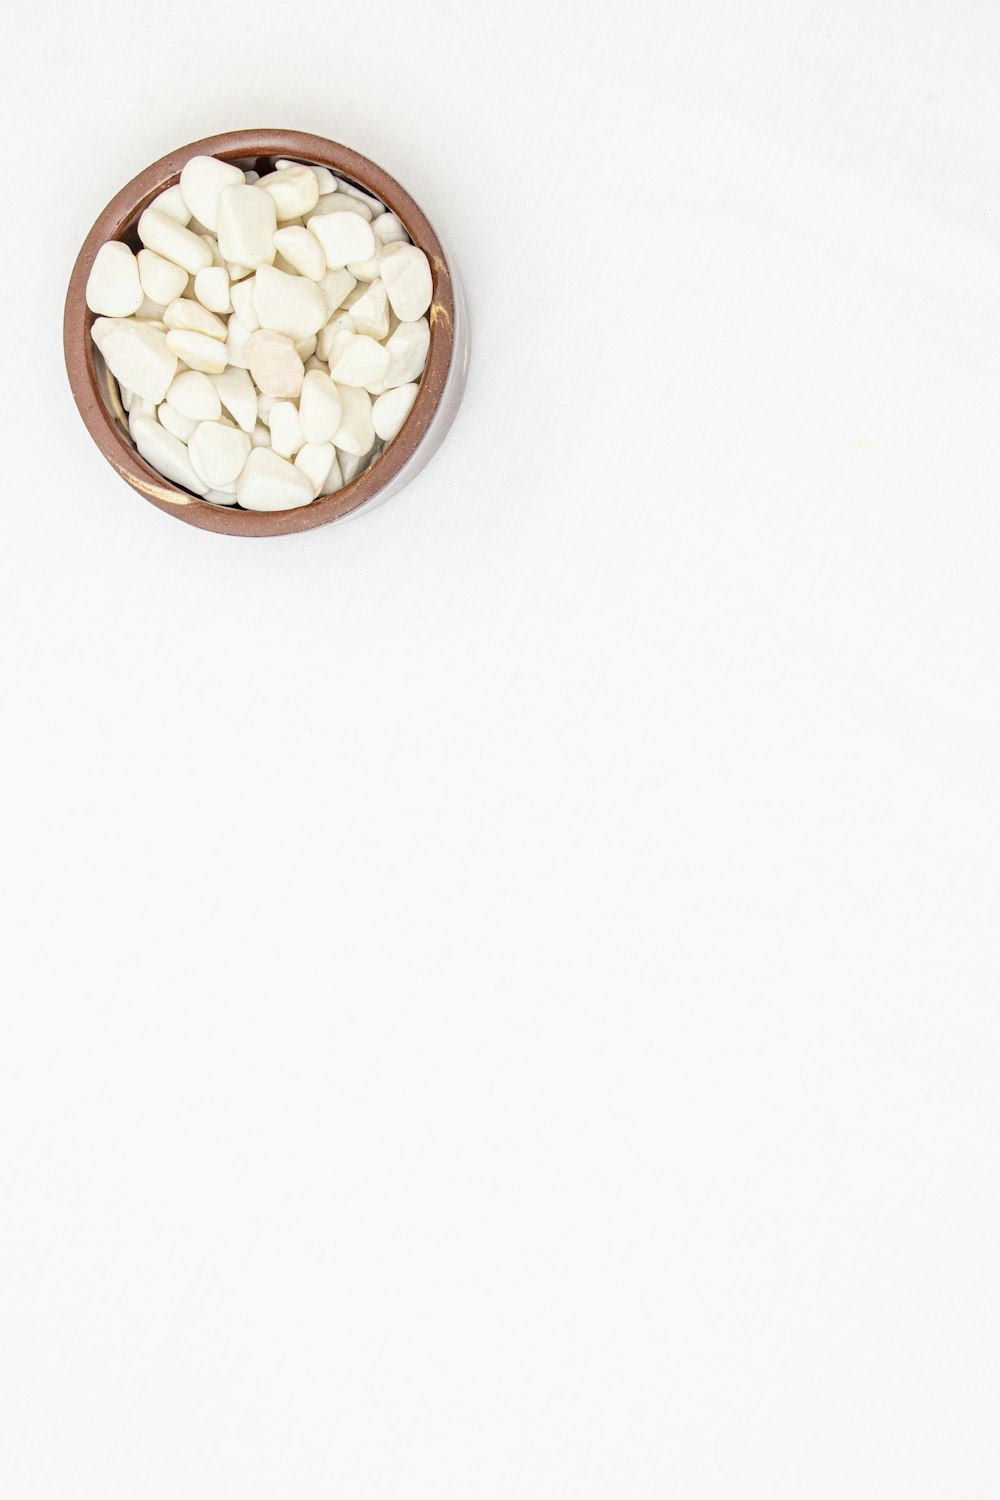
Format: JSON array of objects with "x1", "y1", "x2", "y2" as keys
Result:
[{"x1": 64, "y1": 129, "x2": 466, "y2": 537}]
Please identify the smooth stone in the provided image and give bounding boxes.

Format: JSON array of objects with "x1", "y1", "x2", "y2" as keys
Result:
[
  {"x1": 298, "y1": 369, "x2": 343, "y2": 443},
  {"x1": 165, "y1": 328, "x2": 228, "y2": 374},
  {"x1": 378, "y1": 242, "x2": 433, "y2": 321},
  {"x1": 127, "y1": 396, "x2": 156, "y2": 439},
  {"x1": 200, "y1": 233, "x2": 226, "y2": 268},
  {"x1": 293, "y1": 442, "x2": 336, "y2": 497},
  {"x1": 138, "y1": 208, "x2": 213, "y2": 274},
  {"x1": 225, "y1": 316, "x2": 254, "y2": 369},
  {"x1": 119, "y1": 385, "x2": 134, "y2": 413},
  {"x1": 251, "y1": 264, "x2": 326, "y2": 340},
  {"x1": 188, "y1": 421, "x2": 252, "y2": 487},
  {"x1": 163, "y1": 297, "x2": 227, "y2": 340},
  {"x1": 230, "y1": 275, "x2": 259, "y2": 330},
  {"x1": 167, "y1": 369, "x2": 221, "y2": 421},
  {"x1": 328, "y1": 334, "x2": 390, "y2": 389},
  {"x1": 256, "y1": 394, "x2": 278, "y2": 427},
  {"x1": 243, "y1": 170, "x2": 260, "y2": 185},
  {"x1": 316, "y1": 312, "x2": 357, "y2": 361},
  {"x1": 150, "y1": 185, "x2": 192, "y2": 226},
  {"x1": 157, "y1": 402, "x2": 198, "y2": 442},
  {"x1": 205, "y1": 489, "x2": 238, "y2": 505},
  {"x1": 320, "y1": 451, "x2": 344, "y2": 493},
  {"x1": 272, "y1": 226, "x2": 326, "y2": 281},
  {"x1": 309, "y1": 194, "x2": 373, "y2": 222},
  {"x1": 131, "y1": 415, "x2": 209, "y2": 494},
  {"x1": 137, "y1": 248, "x2": 188, "y2": 305},
  {"x1": 257, "y1": 165, "x2": 319, "y2": 220},
  {"x1": 334, "y1": 179, "x2": 386, "y2": 215},
  {"x1": 216, "y1": 185, "x2": 277, "y2": 268},
  {"x1": 269, "y1": 401, "x2": 304, "y2": 458},
  {"x1": 92, "y1": 317, "x2": 177, "y2": 403},
  {"x1": 249, "y1": 421, "x2": 271, "y2": 448},
  {"x1": 331, "y1": 384, "x2": 375, "y2": 455},
  {"x1": 194, "y1": 265, "x2": 231, "y2": 313},
  {"x1": 339, "y1": 447, "x2": 375, "y2": 483},
  {"x1": 372, "y1": 382, "x2": 419, "y2": 442},
  {"x1": 383, "y1": 317, "x2": 430, "y2": 387},
  {"x1": 304, "y1": 354, "x2": 329, "y2": 374},
  {"x1": 137, "y1": 297, "x2": 166, "y2": 321},
  {"x1": 346, "y1": 254, "x2": 381, "y2": 282},
  {"x1": 308, "y1": 210, "x2": 376, "y2": 268},
  {"x1": 228, "y1": 262, "x2": 253, "y2": 280},
  {"x1": 211, "y1": 366, "x2": 257, "y2": 432},
  {"x1": 372, "y1": 212, "x2": 409, "y2": 245},
  {"x1": 179, "y1": 155, "x2": 245, "y2": 231},
  {"x1": 348, "y1": 279, "x2": 390, "y2": 340},
  {"x1": 319, "y1": 268, "x2": 357, "y2": 317},
  {"x1": 86, "y1": 242, "x2": 143, "y2": 317},
  {"x1": 295, "y1": 335, "x2": 317, "y2": 363},
  {"x1": 235, "y1": 448, "x2": 314, "y2": 510},
  {"x1": 276, "y1": 159, "x2": 339, "y2": 196},
  {"x1": 245, "y1": 329, "x2": 304, "y2": 397}
]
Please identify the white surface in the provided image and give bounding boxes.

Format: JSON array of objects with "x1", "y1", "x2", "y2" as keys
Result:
[{"x1": 2, "y1": 1, "x2": 1000, "y2": 1495}]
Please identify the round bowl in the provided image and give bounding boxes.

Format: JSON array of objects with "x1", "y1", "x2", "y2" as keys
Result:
[{"x1": 64, "y1": 129, "x2": 469, "y2": 537}]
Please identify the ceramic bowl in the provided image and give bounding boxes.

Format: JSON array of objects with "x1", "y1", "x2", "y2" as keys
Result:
[{"x1": 64, "y1": 128, "x2": 468, "y2": 536}]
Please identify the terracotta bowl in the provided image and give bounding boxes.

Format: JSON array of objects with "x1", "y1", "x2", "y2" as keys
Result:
[{"x1": 64, "y1": 129, "x2": 469, "y2": 537}]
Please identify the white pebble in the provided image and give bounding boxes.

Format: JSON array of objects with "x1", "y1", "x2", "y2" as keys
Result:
[
  {"x1": 335, "y1": 179, "x2": 386, "y2": 215},
  {"x1": 228, "y1": 262, "x2": 253, "y2": 281},
  {"x1": 136, "y1": 297, "x2": 166, "y2": 322},
  {"x1": 163, "y1": 297, "x2": 227, "y2": 340},
  {"x1": 230, "y1": 275, "x2": 259, "y2": 330},
  {"x1": 372, "y1": 382, "x2": 419, "y2": 441},
  {"x1": 320, "y1": 451, "x2": 344, "y2": 492},
  {"x1": 257, "y1": 166, "x2": 320, "y2": 221},
  {"x1": 179, "y1": 155, "x2": 245, "y2": 232},
  {"x1": 245, "y1": 329, "x2": 304, "y2": 397},
  {"x1": 277, "y1": 159, "x2": 339, "y2": 196},
  {"x1": 235, "y1": 448, "x2": 314, "y2": 510},
  {"x1": 165, "y1": 328, "x2": 228, "y2": 374},
  {"x1": 383, "y1": 317, "x2": 430, "y2": 387},
  {"x1": 308, "y1": 210, "x2": 376, "y2": 269},
  {"x1": 252, "y1": 264, "x2": 326, "y2": 340},
  {"x1": 137, "y1": 248, "x2": 188, "y2": 306},
  {"x1": 339, "y1": 448, "x2": 375, "y2": 483},
  {"x1": 372, "y1": 212, "x2": 409, "y2": 245},
  {"x1": 86, "y1": 242, "x2": 143, "y2": 317},
  {"x1": 331, "y1": 384, "x2": 375, "y2": 455},
  {"x1": 273, "y1": 226, "x2": 326, "y2": 281},
  {"x1": 216, "y1": 185, "x2": 277, "y2": 269},
  {"x1": 200, "y1": 233, "x2": 226, "y2": 268},
  {"x1": 348, "y1": 279, "x2": 390, "y2": 340},
  {"x1": 127, "y1": 396, "x2": 156, "y2": 439},
  {"x1": 150, "y1": 185, "x2": 192, "y2": 226},
  {"x1": 294, "y1": 442, "x2": 336, "y2": 497},
  {"x1": 269, "y1": 401, "x2": 304, "y2": 458},
  {"x1": 157, "y1": 402, "x2": 198, "y2": 442},
  {"x1": 309, "y1": 194, "x2": 373, "y2": 222},
  {"x1": 318, "y1": 268, "x2": 357, "y2": 318},
  {"x1": 188, "y1": 421, "x2": 252, "y2": 487},
  {"x1": 298, "y1": 369, "x2": 343, "y2": 443},
  {"x1": 138, "y1": 208, "x2": 213, "y2": 274},
  {"x1": 256, "y1": 394, "x2": 278, "y2": 427},
  {"x1": 378, "y1": 242, "x2": 433, "y2": 321},
  {"x1": 249, "y1": 421, "x2": 271, "y2": 448},
  {"x1": 92, "y1": 316, "x2": 177, "y2": 403},
  {"x1": 211, "y1": 365, "x2": 257, "y2": 432},
  {"x1": 224, "y1": 315, "x2": 254, "y2": 369},
  {"x1": 194, "y1": 265, "x2": 231, "y2": 313},
  {"x1": 131, "y1": 415, "x2": 209, "y2": 494},
  {"x1": 167, "y1": 369, "x2": 221, "y2": 421},
  {"x1": 328, "y1": 334, "x2": 390, "y2": 389}
]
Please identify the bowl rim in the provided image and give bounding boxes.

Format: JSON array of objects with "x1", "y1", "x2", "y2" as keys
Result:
[{"x1": 63, "y1": 128, "x2": 457, "y2": 537}]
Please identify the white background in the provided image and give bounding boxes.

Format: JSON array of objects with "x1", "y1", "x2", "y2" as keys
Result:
[{"x1": 2, "y1": 0, "x2": 1000, "y2": 1494}]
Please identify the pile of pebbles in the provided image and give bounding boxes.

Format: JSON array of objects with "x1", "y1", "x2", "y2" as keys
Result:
[{"x1": 86, "y1": 155, "x2": 433, "y2": 510}]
